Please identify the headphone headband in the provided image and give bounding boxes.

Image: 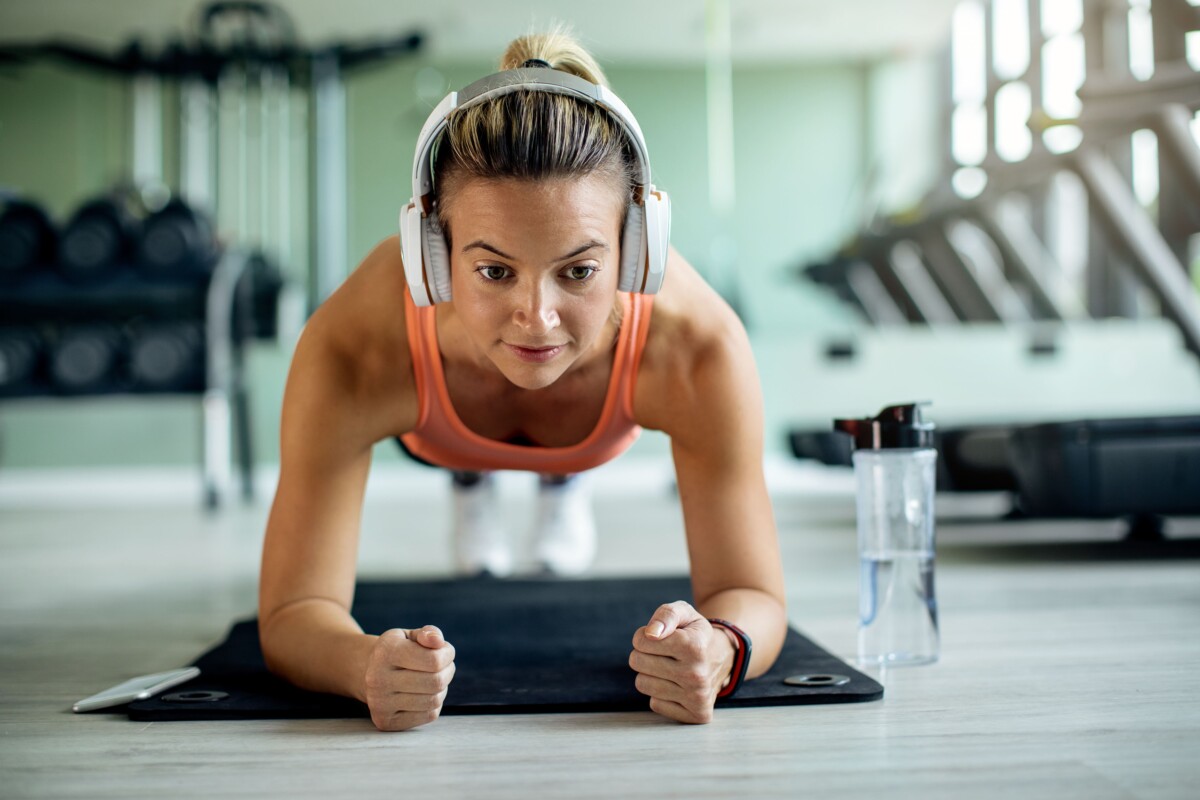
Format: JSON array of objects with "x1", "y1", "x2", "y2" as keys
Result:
[{"x1": 411, "y1": 68, "x2": 652, "y2": 205}]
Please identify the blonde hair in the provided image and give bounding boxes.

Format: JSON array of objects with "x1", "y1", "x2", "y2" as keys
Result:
[
  {"x1": 433, "y1": 28, "x2": 636, "y2": 236},
  {"x1": 498, "y1": 26, "x2": 609, "y2": 85}
]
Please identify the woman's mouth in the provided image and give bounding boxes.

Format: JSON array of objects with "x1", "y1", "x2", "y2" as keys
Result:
[{"x1": 504, "y1": 343, "x2": 565, "y2": 363}]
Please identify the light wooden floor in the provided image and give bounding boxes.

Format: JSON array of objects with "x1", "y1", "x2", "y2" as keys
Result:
[{"x1": 2, "y1": 465, "x2": 1199, "y2": 799}]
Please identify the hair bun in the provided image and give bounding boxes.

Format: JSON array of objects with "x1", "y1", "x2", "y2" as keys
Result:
[{"x1": 500, "y1": 26, "x2": 608, "y2": 87}]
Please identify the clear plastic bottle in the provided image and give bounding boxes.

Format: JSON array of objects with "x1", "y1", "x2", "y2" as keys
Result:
[{"x1": 835, "y1": 404, "x2": 939, "y2": 667}]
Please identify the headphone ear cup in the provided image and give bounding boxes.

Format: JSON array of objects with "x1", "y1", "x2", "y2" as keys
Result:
[
  {"x1": 641, "y1": 190, "x2": 670, "y2": 295},
  {"x1": 618, "y1": 201, "x2": 646, "y2": 293},
  {"x1": 423, "y1": 211, "x2": 452, "y2": 303},
  {"x1": 399, "y1": 202, "x2": 433, "y2": 306}
]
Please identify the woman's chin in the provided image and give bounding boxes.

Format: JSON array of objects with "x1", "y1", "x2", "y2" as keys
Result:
[
  {"x1": 497, "y1": 364, "x2": 568, "y2": 391},
  {"x1": 491, "y1": 349, "x2": 572, "y2": 390}
]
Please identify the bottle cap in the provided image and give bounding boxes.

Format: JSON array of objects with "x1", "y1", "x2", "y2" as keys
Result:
[{"x1": 833, "y1": 403, "x2": 935, "y2": 450}]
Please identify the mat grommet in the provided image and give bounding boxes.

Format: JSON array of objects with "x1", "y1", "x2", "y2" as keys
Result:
[
  {"x1": 162, "y1": 690, "x2": 229, "y2": 703},
  {"x1": 784, "y1": 673, "x2": 850, "y2": 687}
]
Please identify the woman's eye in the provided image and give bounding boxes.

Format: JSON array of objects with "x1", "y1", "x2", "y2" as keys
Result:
[
  {"x1": 480, "y1": 266, "x2": 509, "y2": 281},
  {"x1": 565, "y1": 266, "x2": 596, "y2": 281}
]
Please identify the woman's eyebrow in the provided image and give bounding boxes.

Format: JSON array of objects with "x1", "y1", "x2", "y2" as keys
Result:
[
  {"x1": 461, "y1": 240, "x2": 609, "y2": 261},
  {"x1": 461, "y1": 240, "x2": 515, "y2": 259},
  {"x1": 555, "y1": 240, "x2": 608, "y2": 261}
]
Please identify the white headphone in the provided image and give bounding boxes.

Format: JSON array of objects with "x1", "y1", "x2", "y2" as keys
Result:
[{"x1": 399, "y1": 65, "x2": 671, "y2": 306}]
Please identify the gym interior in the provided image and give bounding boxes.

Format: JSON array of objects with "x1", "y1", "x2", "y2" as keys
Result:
[{"x1": 2, "y1": 1, "x2": 1198, "y2": 797}]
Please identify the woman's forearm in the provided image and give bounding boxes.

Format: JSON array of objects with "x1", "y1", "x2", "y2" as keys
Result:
[
  {"x1": 695, "y1": 587, "x2": 787, "y2": 680},
  {"x1": 259, "y1": 598, "x2": 378, "y2": 703}
]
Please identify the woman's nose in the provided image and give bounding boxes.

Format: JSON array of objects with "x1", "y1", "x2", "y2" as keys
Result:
[{"x1": 512, "y1": 283, "x2": 561, "y2": 336}]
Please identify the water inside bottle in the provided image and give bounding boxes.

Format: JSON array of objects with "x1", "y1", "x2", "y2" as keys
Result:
[{"x1": 858, "y1": 549, "x2": 938, "y2": 666}]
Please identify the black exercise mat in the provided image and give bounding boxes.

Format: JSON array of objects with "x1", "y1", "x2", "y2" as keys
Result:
[{"x1": 129, "y1": 576, "x2": 881, "y2": 720}]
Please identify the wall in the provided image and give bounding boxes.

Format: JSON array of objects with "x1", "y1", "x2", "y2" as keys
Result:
[{"x1": 0, "y1": 53, "x2": 942, "y2": 468}]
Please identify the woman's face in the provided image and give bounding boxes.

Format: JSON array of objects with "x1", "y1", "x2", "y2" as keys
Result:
[{"x1": 443, "y1": 175, "x2": 625, "y2": 391}]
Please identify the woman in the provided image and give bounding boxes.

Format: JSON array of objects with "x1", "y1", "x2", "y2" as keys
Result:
[{"x1": 259, "y1": 30, "x2": 786, "y2": 732}]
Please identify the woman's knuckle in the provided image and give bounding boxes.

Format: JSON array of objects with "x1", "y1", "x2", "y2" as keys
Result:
[
  {"x1": 390, "y1": 719, "x2": 416, "y2": 732},
  {"x1": 373, "y1": 710, "x2": 407, "y2": 732}
]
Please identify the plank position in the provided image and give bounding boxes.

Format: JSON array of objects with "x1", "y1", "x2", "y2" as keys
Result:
[{"x1": 258, "y1": 29, "x2": 787, "y2": 731}]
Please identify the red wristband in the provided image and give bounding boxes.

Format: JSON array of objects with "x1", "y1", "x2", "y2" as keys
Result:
[{"x1": 708, "y1": 618, "x2": 752, "y2": 699}]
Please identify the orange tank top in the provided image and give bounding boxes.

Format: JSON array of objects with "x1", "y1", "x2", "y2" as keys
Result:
[{"x1": 399, "y1": 290, "x2": 654, "y2": 473}]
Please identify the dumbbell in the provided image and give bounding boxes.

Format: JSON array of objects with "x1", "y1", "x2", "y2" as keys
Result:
[
  {"x1": 234, "y1": 251, "x2": 285, "y2": 341},
  {"x1": 0, "y1": 200, "x2": 58, "y2": 282},
  {"x1": 58, "y1": 197, "x2": 140, "y2": 282},
  {"x1": 137, "y1": 200, "x2": 220, "y2": 281},
  {"x1": 49, "y1": 325, "x2": 124, "y2": 394},
  {"x1": 129, "y1": 322, "x2": 205, "y2": 392},
  {"x1": 0, "y1": 327, "x2": 43, "y2": 393}
]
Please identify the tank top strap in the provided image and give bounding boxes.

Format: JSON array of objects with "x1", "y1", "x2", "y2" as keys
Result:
[{"x1": 619, "y1": 292, "x2": 654, "y2": 420}]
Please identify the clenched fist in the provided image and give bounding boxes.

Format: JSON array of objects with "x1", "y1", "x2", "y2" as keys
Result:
[
  {"x1": 628, "y1": 601, "x2": 737, "y2": 724},
  {"x1": 363, "y1": 625, "x2": 456, "y2": 732}
]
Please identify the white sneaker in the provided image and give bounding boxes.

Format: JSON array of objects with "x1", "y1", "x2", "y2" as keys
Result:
[
  {"x1": 530, "y1": 478, "x2": 597, "y2": 576},
  {"x1": 451, "y1": 475, "x2": 512, "y2": 577}
]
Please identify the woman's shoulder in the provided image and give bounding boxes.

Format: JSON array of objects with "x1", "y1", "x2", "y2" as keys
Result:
[
  {"x1": 289, "y1": 235, "x2": 419, "y2": 437},
  {"x1": 634, "y1": 248, "x2": 756, "y2": 431},
  {"x1": 644, "y1": 249, "x2": 744, "y2": 341}
]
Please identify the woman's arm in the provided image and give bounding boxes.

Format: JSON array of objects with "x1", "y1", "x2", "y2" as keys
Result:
[
  {"x1": 667, "y1": 318, "x2": 787, "y2": 680},
  {"x1": 257, "y1": 321, "x2": 380, "y2": 700},
  {"x1": 628, "y1": 256, "x2": 787, "y2": 723},
  {"x1": 258, "y1": 242, "x2": 456, "y2": 731}
]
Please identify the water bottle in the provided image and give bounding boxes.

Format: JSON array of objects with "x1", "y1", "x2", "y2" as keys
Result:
[{"x1": 834, "y1": 403, "x2": 939, "y2": 667}]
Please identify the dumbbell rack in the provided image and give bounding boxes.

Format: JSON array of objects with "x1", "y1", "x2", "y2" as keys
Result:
[{"x1": 0, "y1": 249, "x2": 252, "y2": 509}]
